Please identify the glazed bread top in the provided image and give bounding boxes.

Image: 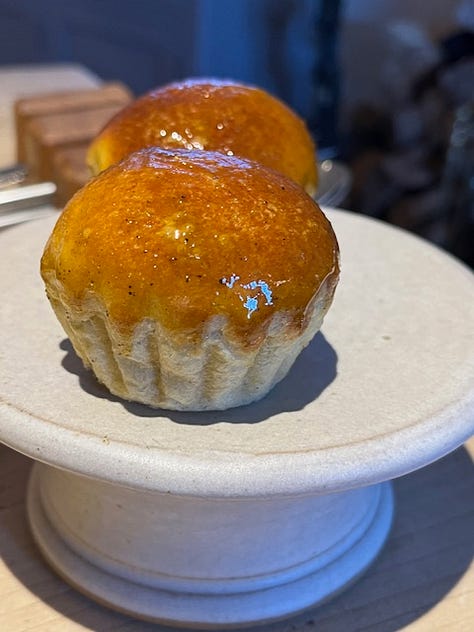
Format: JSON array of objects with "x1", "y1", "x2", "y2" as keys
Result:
[
  {"x1": 42, "y1": 148, "x2": 338, "y2": 347},
  {"x1": 87, "y1": 79, "x2": 318, "y2": 195}
]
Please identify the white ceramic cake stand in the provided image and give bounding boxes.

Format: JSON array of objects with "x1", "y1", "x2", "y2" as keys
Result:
[{"x1": 1, "y1": 209, "x2": 473, "y2": 629}]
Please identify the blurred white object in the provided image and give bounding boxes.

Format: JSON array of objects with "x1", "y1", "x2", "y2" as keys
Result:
[
  {"x1": 316, "y1": 160, "x2": 352, "y2": 207},
  {"x1": 0, "y1": 205, "x2": 56, "y2": 229},
  {"x1": 0, "y1": 181, "x2": 57, "y2": 228}
]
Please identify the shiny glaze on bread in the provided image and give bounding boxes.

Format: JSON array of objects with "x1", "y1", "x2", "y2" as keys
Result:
[
  {"x1": 42, "y1": 148, "x2": 338, "y2": 348},
  {"x1": 87, "y1": 79, "x2": 318, "y2": 195}
]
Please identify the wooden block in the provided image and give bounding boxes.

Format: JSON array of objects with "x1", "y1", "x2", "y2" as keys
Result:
[
  {"x1": 15, "y1": 82, "x2": 132, "y2": 164},
  {"x1": 51, "y1": 144, "x2": 92, "y2": 207},
  {"x1": 21, "y1": 104, "x2": 125, "y2": 181}
]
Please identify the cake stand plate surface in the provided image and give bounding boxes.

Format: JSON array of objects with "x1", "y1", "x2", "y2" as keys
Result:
[{"x1": 1, "y1": 209, "x2": 473, "y2": 628}]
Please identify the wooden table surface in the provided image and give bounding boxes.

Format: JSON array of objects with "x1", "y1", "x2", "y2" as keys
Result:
[{"x1": 0, "y1": 64, "x2": 473, "y2": 632}]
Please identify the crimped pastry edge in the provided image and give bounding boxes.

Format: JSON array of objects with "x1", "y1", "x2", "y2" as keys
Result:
[{"x1": 44, "y1": 274, "x2": 336, "y2": 411}]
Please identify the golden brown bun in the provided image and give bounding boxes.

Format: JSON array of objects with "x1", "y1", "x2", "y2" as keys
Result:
[
  {"x1": 87, "y1": 78, "x2": 318, "y2": 195},
  {"x1": 42, "y1": 148, "x2": 338, "y2": 410}
]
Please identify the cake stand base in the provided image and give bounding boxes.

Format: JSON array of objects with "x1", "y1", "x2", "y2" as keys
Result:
[{"x1": 27, "y1": 462, "x2": 394, "y2": 629}]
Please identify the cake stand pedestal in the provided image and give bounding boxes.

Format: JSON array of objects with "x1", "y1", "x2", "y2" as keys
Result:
[
  {"x1": 1, "y1": 210, "x2": 473, "y2": 628},
  {"x1": 27, "y1": 465, "x2": 393, "y2": 627}
]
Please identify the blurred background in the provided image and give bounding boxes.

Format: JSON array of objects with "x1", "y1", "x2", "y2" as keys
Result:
[{"x1": 0, "y1": 0, "x2": 473, "y2": 266}]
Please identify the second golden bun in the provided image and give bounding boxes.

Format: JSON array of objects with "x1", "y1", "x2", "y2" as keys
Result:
[
  {"x1": 87, "y1": 78, "x2": 318, "y2": 196},
  {"x1": 42, "y1": 147, "x2": 338, "y2": 410}
]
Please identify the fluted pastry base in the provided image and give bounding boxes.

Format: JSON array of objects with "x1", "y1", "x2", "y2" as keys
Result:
[
  {"x1": 27, "y1": 462, "x2": 393, "y2": 628},
  {"x1": 46, "y1": 287, "x2": 333, "y2": 411}
]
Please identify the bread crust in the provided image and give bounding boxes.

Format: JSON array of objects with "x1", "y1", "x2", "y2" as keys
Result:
[
  {"x1": 42, "y1": 147, "x2": 338, "y2": 410},
  {"x1": 87, "y1": 78, "x2": 318, "y2": 195}
]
